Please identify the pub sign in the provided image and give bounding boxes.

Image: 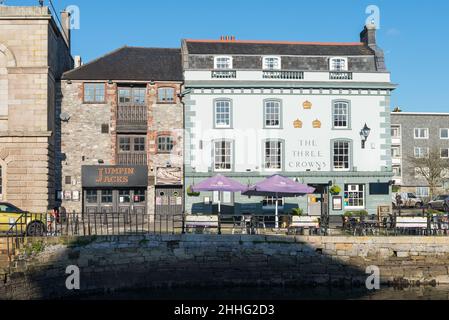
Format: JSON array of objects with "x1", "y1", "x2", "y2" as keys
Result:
[{"x1": 82, "y1": 165, "x2": 148, "y2": 188}]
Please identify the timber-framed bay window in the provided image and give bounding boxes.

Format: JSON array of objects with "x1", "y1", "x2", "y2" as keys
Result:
[
  {"x1": 214, "y1": 99, "x2": 232, "y2": 128},
  {"x1": 118, "y1": 87, "x2": 146, "y2": 105},
  {"x1": 332, "y1": 100, "x2": 350, "y2": 129},
  {"x1": 117, "y1": 135, "x2": 147, "y2": 165},
  {"x1": 332, "y1": 139, "x2": 352, "y2": 171},
  {"x1": 213, "y1": 139, "x2": 233, "y2": 172},
  {"x1": 344, "y1": 184, "x2": 365, "y2": 209},
  {"x1": 263, "y1": 139, "x2": 284, "y2": 171},
  {"x1": 264, "y1": 99, "x2": 282, "y2": 129}
]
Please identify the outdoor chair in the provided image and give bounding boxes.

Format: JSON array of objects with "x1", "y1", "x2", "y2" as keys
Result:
[
  {"x1": 231, "y1": 216, "x2": 246, "y2": 234},
  {"x1": 252, "y1": 216, "x2": 266, "y2": 234}
]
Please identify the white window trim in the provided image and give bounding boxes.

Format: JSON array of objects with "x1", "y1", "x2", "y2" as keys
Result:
[
  {"x1": 391, "y1": 146, "x2": 401, "y2": 158},
  {"x1": 414, "y1": 147, "x2": 429, "y2": 159},
  {"x1": 264, "y1": 100, "x2": 282, "y2": 129},
  {"x1": 414, "y1": 128, "x2": 429, "y2": 139},
  {"x1": 332, "y1": 140, "x2": 352, "y2": 172},
  {"x1": 214, "y1": 99, "x2": 232, "y2": 129},
  {"x1": 214, "y1": 56, "x2": 233, "y2": 70},
  {"x1": 263, "y1": 140, "x2": 283, "y2": 172},
  {"x1": 329, "y1": 57, "x2": 348, "y2": 71},
  {"x1": 213, "y1": 140, "x2": 233, "y2": 172},
  {"x1": 263, "y1": 56, "x2": 281, "y2": 70},
  {"x1": 332, "y1": 101, "x2": 350, "y2": 129},
  {"x1": 391, "y1": 125, "x2": 401, "y2": 138},
  {"x1": 392, "y1": 165, "x2": 402, "y2": 178},
  {"x1": 440, "y1": 128, "x2": 449, "y2": 139},
  {"x1": 344, "y1": 184, "x2": 366, "y2": 210},
  {"x1": 416, "y1": 187, "x2": 430, "y2": 197}
]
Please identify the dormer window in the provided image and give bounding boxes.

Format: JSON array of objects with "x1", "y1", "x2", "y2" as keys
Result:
[
  {"x1": 263, "y1": 56, "x2": 281, "y2": 70},
  {"x1": 214, "y1": 56, "x2": 233, "y2": 70},
  {"x1": 329, "y1": 57, "x2": 348, "y2": 71}
]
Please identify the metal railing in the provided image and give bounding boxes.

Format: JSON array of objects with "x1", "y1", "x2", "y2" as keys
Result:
[
  {"x1": 262, "y1": 70, "x2": 304, "y2": 80},
  {"x1": 116, "y1": 152, "x2": 147, "y2": 165},
  {"x1": 117, "y1": 105, "x2": 147, "y2": 129},
  {"x1": 2, "y1": 212, "x2": 184, "y2": 263},
  {"x1": 211, "y1": 70, "x2": 237, "y2": 79},
  {"x1": 329, "y1": 72, "x2": 353, "y2": 80}
]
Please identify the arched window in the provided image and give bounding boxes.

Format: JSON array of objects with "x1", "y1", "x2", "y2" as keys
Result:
[{"x1": 329, "y1": 57, "x2": 348, "y2": 71}]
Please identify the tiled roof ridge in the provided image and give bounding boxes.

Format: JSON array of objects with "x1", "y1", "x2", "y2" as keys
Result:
[{"x1": 185, "y1": 39, "x2": 365, "y2": 46}]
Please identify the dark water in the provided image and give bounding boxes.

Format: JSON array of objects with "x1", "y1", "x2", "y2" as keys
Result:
[{"x1": 80, "y1": 285, "x2": 449, "y2": 301}]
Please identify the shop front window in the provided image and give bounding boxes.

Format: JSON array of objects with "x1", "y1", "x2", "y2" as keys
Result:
[{"x1": 344, "y1": 184, "x2": 365, "y2": 209}]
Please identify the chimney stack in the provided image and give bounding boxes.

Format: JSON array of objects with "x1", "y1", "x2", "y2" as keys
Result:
[
  {"x1": 60, "y1": 10, "x2": 71, "y2": 48},
  {"x1": 74, "y1": 55, "x2": 82, "y2": 68},
  {"x1": 360, "y1": 22, "x2": 377, "y2": 47}
]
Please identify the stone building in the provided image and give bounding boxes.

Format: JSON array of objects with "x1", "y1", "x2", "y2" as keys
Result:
[
  {"x1": 182, "y1": 23, "x2": 395, "y2": 220},
  {"x1": 0, "y1": 6, "x2": 72, "y2": 212},
  {"x1": 59, "y1": 47, "x2": 184, "y2": 216},
  {"x1": 391, "y1": 112, "x2": 449, "y2": 199}
]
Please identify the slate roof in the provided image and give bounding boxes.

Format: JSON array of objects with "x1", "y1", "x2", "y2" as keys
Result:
[
  {"x1": 185, "y1": 40, "x2": 375, "y2": 56},
  {"x1": 63, "y1": 46, "x2": 183, "y2": 81}
]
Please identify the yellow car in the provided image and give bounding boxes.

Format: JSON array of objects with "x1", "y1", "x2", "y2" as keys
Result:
[{"x1": 0, "y1": 202, "x2": 46, "y2": 236}]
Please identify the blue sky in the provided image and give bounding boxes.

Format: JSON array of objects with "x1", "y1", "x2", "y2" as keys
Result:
[{"x1": 9, "y1": 0, "x2": 449, "y2": 112}]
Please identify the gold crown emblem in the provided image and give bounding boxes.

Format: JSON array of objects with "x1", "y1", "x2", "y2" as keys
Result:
[
  {"x1": 293, "y1": 119, "x2": 303, "y2": 129},
  {"x1": 303, "y1": 100, "x2": 312, "y2": 110},
  {"x1": 312, "y1": 119, "x2": 322, "y2": 129}
]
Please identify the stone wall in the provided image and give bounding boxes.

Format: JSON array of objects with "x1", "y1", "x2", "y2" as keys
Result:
[
  {"x1": 58, "y1": 80, "x2": 184, "y2": 214},
  {"x1": 0, "y1": 6, "x2": 72, "y2": 212},
  {"x1": 2, "y1": 235, "x2": 449, "y2": 299}
]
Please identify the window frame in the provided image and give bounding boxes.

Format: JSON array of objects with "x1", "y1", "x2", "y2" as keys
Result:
[
  {"x1": 83, "y1": 83, "x2": 106, "y2": 104},
  {"x1": 331, "y1": 139, "x2": 352, "y2": 172},
  {"x1": 213, "y1": 99, "x2": 233, "y2": 129},
  {"x1": 414, "y1": 128, "x2": 429, "y2": 140},
  {"x1": 344, "y1": 184, "x2": 366, "y2": 210},
  {"x1": 441, "y1": 148, "x2": 449, "y2": 159},
  {"x1": 392, "y1": 165, "x2": 402, "y2": 177},
  {"x1": 332, "y1": 100, "x2": 351, "y2": 130},
  {"x1": 214, "y1": 56, "x2": 233, "y2": 70},
  {"x1": 416, "y1": 187, "x2": 430, "y2": 198},
  {"x1": 263, "y1": 99, "x2": 283, "y2": 129},
  {"x1": 157, "y1": 87, "x2": 176, "y2": 104},
  {"x1": 263, "y1": 56, "x2": 281, "y2": 70},
  {"x1": 157, "y1": 135, "x2": 175, "y2": 154},
  {"x1": 391, "y1": 146, "x2": 401, "y2": 158},
  {"x1": 391, "y1": 126, "x2": 401, "y2": 138},
  {"x1": 329, "y1": 57, "x2": 348, "y2": 71},
  {"x1": 118, "y1": 86, "x2": 146, "y2": 105},
  {"x1": 440, "y1": 128, "x2": 449, "y2": 140},
  {"x1": 414, "y1": 147, "x2": 429, "y2": 159},
  {"x1": 213, "y1": 139, "x2": 234, "y2": 172},
  {"x1": 117, "y1": 135, "x2": 147, "y2": 154},
  {"x1": 263, "y1": 139, "x2": 284, "y2": 172}
]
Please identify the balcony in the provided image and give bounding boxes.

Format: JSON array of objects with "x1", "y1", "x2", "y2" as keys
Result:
[
  {"x1": 116, "y1": 153, "x2": 147, "y2": 165},
  {"x1": 329, "y1": 72, "x2": 353, "y2": 80},
  {"x1": 117, "y1": 104, "x2": 147, "y2": 132},
  {"x1": 262, "y1": 70, "x2": 304, "y2": 80},
  {"x1": 211, "y1": 70, "x2": 237, "y2": 79}
]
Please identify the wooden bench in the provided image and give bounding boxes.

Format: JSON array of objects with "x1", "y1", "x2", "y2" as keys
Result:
[
  {"x1": 185, "y1": 215, "x2": 219, "y2": 234},
  {"x1": 288, "y1": 216, "x2": 320, "y2": 235},
  {"x1": 395, "y1": 217, "x2": 428, "y2": 234}
]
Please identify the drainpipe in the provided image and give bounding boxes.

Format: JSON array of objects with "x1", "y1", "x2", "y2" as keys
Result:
[{"x1": 178, "y1": 86, "x2": 191, "y2": 225}]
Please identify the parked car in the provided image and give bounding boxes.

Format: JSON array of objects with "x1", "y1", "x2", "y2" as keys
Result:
[
  {"x1": 0, "y1": 202, "x2": 46, "y2": 236},
  {"x1": 392, "y1": 193, "x2": 424, "y2": 209},
  {"x1": 428, "y1": 195, "x2": 449, "y2": 212}
]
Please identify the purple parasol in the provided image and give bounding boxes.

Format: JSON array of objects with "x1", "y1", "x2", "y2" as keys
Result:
[
  {"x1": 243, "y1": 175, "x2": 315, "y2": 197},
  {"x1": 191, "y1": 174, "x2": 247, "y2": 193}
]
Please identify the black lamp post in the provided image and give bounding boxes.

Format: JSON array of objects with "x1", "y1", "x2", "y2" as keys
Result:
[{"x1": 360, "y1": 123, "x2": 371, "y2": 149}]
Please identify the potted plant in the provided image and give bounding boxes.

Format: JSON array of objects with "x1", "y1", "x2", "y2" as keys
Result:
[
  {"x1": 291, "y1": 208, "x2": 304, "y2": 216},
  {"x1": 330, "y1": 185, "x2": 342, "y2": 195},
  {"x1": 186, "y1": 185, "x2": 200, "y2": 197}
]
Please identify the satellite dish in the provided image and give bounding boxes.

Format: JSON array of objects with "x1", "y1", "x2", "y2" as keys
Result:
[{"x1": 60, "y1": 112, "x2": 71, "y2": 122}]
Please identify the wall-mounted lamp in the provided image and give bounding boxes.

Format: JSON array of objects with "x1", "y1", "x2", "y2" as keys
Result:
[
  {"x1": 108, "y1": 80, "x2": 113, "y2": 85},
  {"x1": 389, "y1": 180, "x2": 396, "y2": 186},
  {"x1": 360, "y1": 123, "x2": 371, "y2": 149},
  {"x1": 98, "y1": 159, "x2": 104, "y2": 164}
]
